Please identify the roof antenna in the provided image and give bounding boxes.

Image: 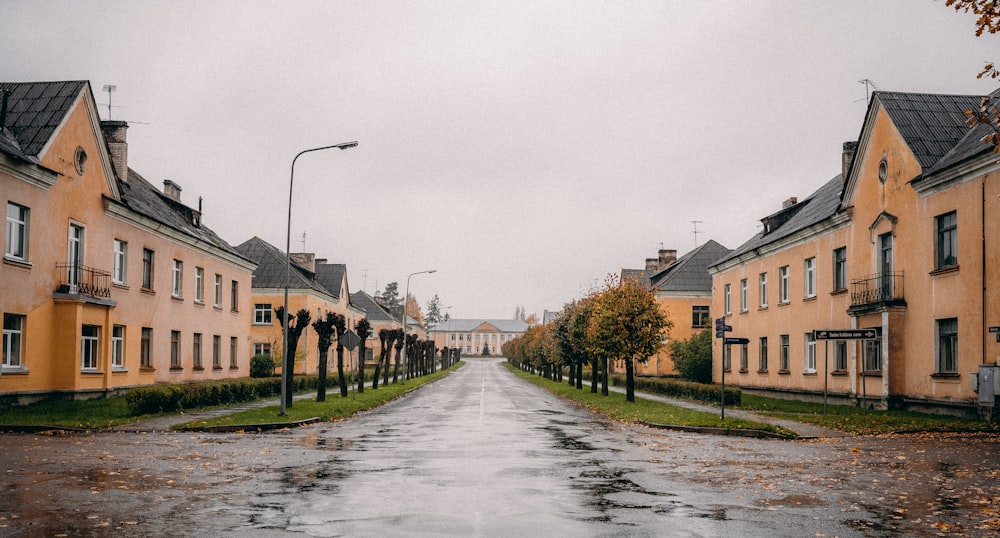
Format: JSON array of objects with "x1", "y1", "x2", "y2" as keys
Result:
[
  {"x1": 298, "y1": 231, "x2": 307, "y2": 251},
  {"x1": 102, "y1": 85, "x2": 117, "y2": 120},
  {"x1": 691, "y1": 220, "x2": 703, "y2": 248},
  {"x1": 857, "y1": 79, "x2": 879, "y2": 104}
]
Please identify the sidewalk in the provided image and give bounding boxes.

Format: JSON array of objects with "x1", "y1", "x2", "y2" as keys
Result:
[
  {"x1": 583, "y1": 381, "x2": 844, "y2": 439},
  {"x1": 113, "y1": 391, "x2": 321, "y2": 433}
]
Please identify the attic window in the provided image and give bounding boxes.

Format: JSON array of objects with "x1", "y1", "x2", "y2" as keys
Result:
[
  {"x1": 74, "y1": 147, "x2": 87, "y2": 176},
  {"x1": 877, "y1": 158, "x2": 888, "y2": 184}
]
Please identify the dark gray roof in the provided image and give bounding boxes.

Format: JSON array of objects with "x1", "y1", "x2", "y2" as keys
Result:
[
  {"x1": 875, "y1": 91, "x2": 984, "y2": 170},
  {"x1": 235, "y1": 237, "x2": 331, "y2": 296},
  {"x1": 620, "y1": 268, "x2": 654, "y2": 288},
  {"x1": 118, "y1": 169, "x2": 244, "y2": 258},
  {"x1": 716, "y1": 175, "x2": 843, "y2": 266},
  {"x1": 350, "y1": 291, "x2": 398, "y2": 323},
  {"x1": 314, "y1": 262, "x2": 347, "y2": 300},
  {"x1": 649, "y1": 239, "x2": 731, "y2": 292},
  {"x1": 0, "y1": 81, "x2": 87, "y2": 158}
]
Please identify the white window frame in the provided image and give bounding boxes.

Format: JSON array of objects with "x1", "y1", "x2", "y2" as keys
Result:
[
  {"x1": 779, "y1": 334, "x2": 790, "y2": 371},
  {"x1": 113, "y1": 239, "x2": 128, "y2": 285},
  {"x1": 739, "y1": 279, "x2": 748, "y2": 313},
  {"x1": 112, "y1": 325, "x2": 125, "y2": 369},
  {"x1": 759, "y1": 272, "x2": 768, "y2": 308},
  {"x1": 724, "y1": 284, "x2": 732, "y2": 315},
  {"x1": 254, "y1": 342, "x2": 271, "y2": 356},
  {"x1": 67, "y1": 223, "x2": 85, "y2": 287},
  {"x1": 195, "y1": 267, "x2": 205, "y2": 303},
  {"x1": 172, "y1": 259, "x2": 183, "y2": 298},
  {"x1": 81, "y1": 325, "x2": 99, "y2": 371},
  {"x1": 254, "y1": 303, "x2": 273, "y2": 325},
  {"x1": 2, "y1": 313, "x2": 25, "y2": 369},
  {"x1": 214, "y1": 274, "x2": 223, "y2": 307},
  {"x1": 804, "y1": 257, "x2": 816, "y2": 298},
  {"x1": 804, "y1": 332, "x2": 816, "y2": 372},
  {"x1": 6, "y1": 202, "x2": 29, "y2": 261},
  {"x1": 779, "y1": 266, "x2": 789, "y2": 303}
]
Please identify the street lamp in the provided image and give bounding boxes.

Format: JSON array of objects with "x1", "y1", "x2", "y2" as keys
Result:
[
  {"x1": 281, "y1": 141, "x2": 358, "y2": 416},
  {"x1": 400, "y1": 269, "x2": 436, "y2": 383}
]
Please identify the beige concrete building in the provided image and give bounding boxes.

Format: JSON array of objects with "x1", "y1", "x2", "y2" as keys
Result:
[{"x1": 429, "y1": 319, "x2": 529, "y2": 356}]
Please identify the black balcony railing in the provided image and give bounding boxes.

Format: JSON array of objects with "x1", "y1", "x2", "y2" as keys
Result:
[
  {"x1": 56, "y1": 264, "x2": 112, "y2": 299},
  {"x1": 850, "y1": 272, "x2": 904, "y2": 309}
]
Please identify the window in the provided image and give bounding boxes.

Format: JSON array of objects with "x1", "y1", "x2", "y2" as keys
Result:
[
  {"x1": 112, "y1": 325, "x2": 125, "y2": 369},
  {"x1": 254, "y1": 342, "x2": 272, "y2": 356},
  {"x1": 67, "y1": 224, "x2": 84, "y2": 286},
  {"x1": 724, "y1": 284, "x2": 732, "y2": 315},
  {"x1": 172, "y1": 259, "x2": 183, "y2": 298},
  {"x1": 936, "y1": 211, "x2": 958, "y2": 268},
  {"x1": 779, "y1": 334, "x2": 790, "y2": 371},
  {"x1": 230, "y1": 337, "x2": 238, "y2": 368},
  {"x1": 213, "y1": 335, "x2": 221, "y2": 369},
  {"x1": 142, "y1": 248, "x2": 154, "y2": 290},
  {"x1": 833, "y1": 247, "x2": 847, "y2": 291},
  {"x1": 140, "y1": 327, "x2": 152, "y2": 368},
  {"x1": 170, "y1": 330, "x2": 181, "y2": 369},
  {"x1": 214, "y1": 274, "x2": 223, "y2": 307},
  {"x1": 81, "y1": 325, "x2": 99, "y2": 370},
  {"x1": 759, "y1": 273, "x2": 768, "y2": 308},
  {"x1": 937, "y1": 318, "x2": 958, "y2": 374},
  {"x1": 6, "y1": 202, "x2": 29, "y2": 261},
  {"x1": 230, "y1": 280, "x2": 239, "y2": 311},
  {"x1": 834, "y1": 340, "x2": 847, "y2": 371},
  {"x1": 804, "y1": 333, "x2": 816, "y2": 372},
  {"x1": 863, "y1": 338, "x2": 882, "y2": 371},
  {"x1": 2, "y1": 313, "x2": 25, "y2": 368},
  {"x1": 193, "y1": 333, "x2": 202, "y2": 369},
  {"x1": 692, "y1": 306, "x2": 710, "y2": 328},
  {"x1": 112, "y1": 239, "x2": 128, "y2": 285},
  {"x1": 739, "y1": 279, "x2": 748, "y2": 312},
  {"x1": 195, "y1": 267, "x2": 204, "y2": 303},
  {"x1": 254, "y1": 303, "x2": 273, "y2": 325},
  {"x1": 739, "y1": 343, "x2": 748, "y2": 372},
  {"x1": 758, "y1": 337, "x2": 768, "y2": 372},
  {"x1": 804, "y1": 257, "x2": 816, "y2": 298},
  {"x1": 779, "y1": 266, "x2": 789, "y2": 303}
]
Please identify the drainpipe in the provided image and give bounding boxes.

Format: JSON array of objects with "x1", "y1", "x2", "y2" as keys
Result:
[{"x1": 984, "y1": 176, "x2": 988, "y2": 366}]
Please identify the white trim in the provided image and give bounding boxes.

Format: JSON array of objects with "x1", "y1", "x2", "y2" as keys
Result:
[{"x1": 0, "y1": 153, "x2": 58, "y2": 189}]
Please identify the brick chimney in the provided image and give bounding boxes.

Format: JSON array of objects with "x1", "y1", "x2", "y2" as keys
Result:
[
  {"x1": 782, "y1": 197, "x2": 798, "y2": 209},
  {"x1": 645, "y1": 258, "x2": 659, "y2": 271},
  {"x1": 162, "y1": 179, "x2": 182, "y2": 202},
  {"x1": 100, "y1": 120, "x2": 128, "y2": 181},
  {"x1": 842, "y1": 141, "x2": 858, "y2": 183},
  {"x1": 290, "y1": 253, "x2": 316, "y2": 272},
  {"x1": 658, "y1": 249, "x2": 677, "y2": 269}
]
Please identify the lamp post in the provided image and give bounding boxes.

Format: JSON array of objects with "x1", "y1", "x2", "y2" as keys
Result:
[
  {"x1": 400, "y1": 269, "x2": 436, "y2": 383},
  {"x1": 281, "y1": 141, "x2": 358, "y2": 416}
]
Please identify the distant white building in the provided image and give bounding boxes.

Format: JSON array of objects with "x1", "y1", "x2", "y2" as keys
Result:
[{"x1": 428, "y1": 319, "x2": 529, "y2": 356}]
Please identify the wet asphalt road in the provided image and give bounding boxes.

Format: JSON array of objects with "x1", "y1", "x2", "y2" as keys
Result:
[{"x1": 2, "y1": 358, "x2": 1000, "y2": 537}]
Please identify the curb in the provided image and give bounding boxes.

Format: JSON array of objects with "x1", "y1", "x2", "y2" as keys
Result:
[
  {"x1": 0, "y1": 424, "x2": 94, "y2": 434},
  {"x1": 191, "y1": 417, "x2": 322, "y2": 433},
  {"x1": 637, "y1": 420, "x2": 797, "y2": 440}
]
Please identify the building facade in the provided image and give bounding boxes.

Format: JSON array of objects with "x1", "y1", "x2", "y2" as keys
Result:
[
  {"x1": 429, "y1": 319, "x2": 529, "y2": 356},
  {"x1": 1, "y1": 81, "x2": 256, "y2": 403},
  {"x1": 709, "y1": 90, "x2": 1000, "y2": 417}
]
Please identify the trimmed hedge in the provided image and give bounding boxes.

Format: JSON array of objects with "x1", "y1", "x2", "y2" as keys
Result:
[
  {"x1": 124, "y1": 376, "x2": 319, "y2": 415},
  {"x1": 610, "y1": 375, "x2": 741, "y2": 406}
]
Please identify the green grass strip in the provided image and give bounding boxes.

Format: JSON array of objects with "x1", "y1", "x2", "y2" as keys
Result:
[{"x1": 504, "y1": 362, "x2": 796, "y2": 437}]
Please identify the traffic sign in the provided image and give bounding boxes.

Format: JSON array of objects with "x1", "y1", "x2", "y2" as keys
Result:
[
  {"x1": 813, "y1": 328, "x2": 878, "y2": 340},
  {"x1": 339, "y1": 329, "x2": 361, "y2": 350},
  {"x1": 724, "y1": 337, "x2": 749, "y2": 345}
]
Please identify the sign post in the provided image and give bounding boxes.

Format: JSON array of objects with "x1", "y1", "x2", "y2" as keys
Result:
[
  {"x1": 715, "y1": 318, "x2": 733, "y2": 420},
  {"x1": 813, "y1": 328, "x2": 880, "y2": 414}
]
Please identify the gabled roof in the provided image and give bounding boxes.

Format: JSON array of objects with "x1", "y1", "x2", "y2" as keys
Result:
[
  {"x1": 875, "y1": 91, "x2": 984, "y2": 170},
  {"x1": 117, "y1": 169, "x2": 244, "y2": 258},
  {"x1": 621, "y1": 268, "x2": 654, "y2": 288},
  {"x1": 649, "y1": 239, "x2": 731, "y2": 293},
  {"x1": 715, "y1": 174, "x2": 843, "y2": 266},
  {"x1": 429, "y1": 319, "x2": 530, "y2": 333},
  {"x1": 235, "y1": 236, "x2": 332, "y2": 296},
  {"x1": 350, "y1": 290, "x2": 398, "y2": 323},
  {"x1": 314, "y1": 262, "x2": 347, "y2": 300},
  {"x1": 0, "y1": 81, "x2": 87, "y2": 158}
]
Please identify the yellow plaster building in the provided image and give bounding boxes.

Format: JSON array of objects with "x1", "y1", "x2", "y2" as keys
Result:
[
  {"x1": 709, "y1": 89, "x2": 1000, "y2": 417},
  {"x1": 1, "y1": 81, "x2": 256, "y2": 403}
]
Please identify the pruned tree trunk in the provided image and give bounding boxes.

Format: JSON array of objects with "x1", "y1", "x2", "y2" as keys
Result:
[
  {"x1": 625, "y1": 357, "x2": 635, "y2": 402},
  {"x1": 337, "y1": 343, "x2": 348, "y2": 397}
]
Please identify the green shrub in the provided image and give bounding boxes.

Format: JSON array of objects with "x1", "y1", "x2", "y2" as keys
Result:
[
  {"x1": 250, "y1": 354, "x2": 277, "y2": 378},
  {"x1": 669, "y1": 328, "x2": 713, "y2": 383},
  {"x1": 123, "y1": 376, "x2": 319, "y2": 416},
  {"x1": 610, "y1": 375, "x2": 741, "y2": 406}
]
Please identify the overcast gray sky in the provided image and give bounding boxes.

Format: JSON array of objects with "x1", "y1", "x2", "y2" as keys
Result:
[{"x1": 2, "y1": 1, "x2": 997, "y2": 319}]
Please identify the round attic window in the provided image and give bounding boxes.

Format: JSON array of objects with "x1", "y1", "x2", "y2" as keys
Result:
[
  {"x1": 74, "y1": 146, "x2": 87, "y2": 176},
  {"x1": 877, "y1": 158, "x2": 888, "y2": 184}
]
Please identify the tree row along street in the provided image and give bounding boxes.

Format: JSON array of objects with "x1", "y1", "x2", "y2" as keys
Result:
[{"x1": 2, "y1": 358, "x2": 999, "y2": 537}]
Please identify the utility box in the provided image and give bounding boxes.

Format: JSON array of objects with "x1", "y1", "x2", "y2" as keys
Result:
[{"x1": 978, "y1": 365, "x2": 998, "y2": 405}]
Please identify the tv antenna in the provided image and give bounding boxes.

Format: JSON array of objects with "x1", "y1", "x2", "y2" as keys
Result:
[
  {"x1": 298, "y1": 232, "x2": 307, "y2": 251},
  {"x1": 101, "y1": 85, "x2": 117, "y2": 120},
  {"x1": 857, "y1": 79, "x2": 879, "y2": 104},
  {"x1": 362, "y1": 269, "x2": 369, "y2": 292},
  {"x1": 691, "y1": 220, "x2": 703, "y2": 248}
]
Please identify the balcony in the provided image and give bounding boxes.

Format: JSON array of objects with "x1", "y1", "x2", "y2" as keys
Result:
[
  {"x1": 56, "y1": 264, "x2": 112, "y2": 299},
  {"x1": 848, "y1": 272, "x2": 905, "y2": 313}
]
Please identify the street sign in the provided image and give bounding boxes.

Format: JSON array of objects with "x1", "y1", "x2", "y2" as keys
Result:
[
  {"x1": 339, "y1": 329, "x2": 361, "y2": 350},
  {"x1": 714, "y1": 317, "x2": 732, "y2": 338},
  {"x1": 813, "y1": 328, "x2": 878, "y2": 340},
  {"x1": 724, "y1": 337, "x2": 749, "y2": 345},
  {"x1": 989, "y1": 326, "x2": 1000, "y2": 333}
]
